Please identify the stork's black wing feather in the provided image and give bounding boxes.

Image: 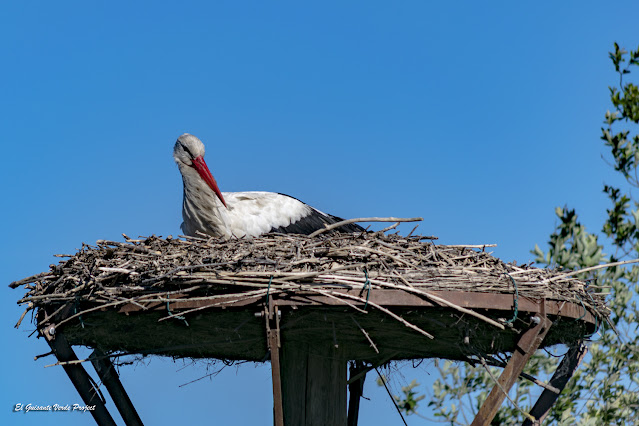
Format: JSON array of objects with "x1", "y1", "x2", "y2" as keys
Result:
[{"x1": 269, "y1": 194, "x2": 365, "y2": 235}]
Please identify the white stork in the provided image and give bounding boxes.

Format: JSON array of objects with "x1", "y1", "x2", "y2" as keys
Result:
[{"x1": 173, "y1": 133, "x2": 365, "y2": 238}]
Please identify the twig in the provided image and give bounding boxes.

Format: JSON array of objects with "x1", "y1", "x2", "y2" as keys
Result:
[
  {"x1": 391, "y1": 269, "x2": 414, "y2": 288},
  {"x1": 9, "y1": 272, "x2": 53, "y2": 289},
  {"x1": 305, "y1": 288, "x2": 368, "y2": 314},
  {"x1": 277, "y1": 262, "x2": 373, "y2": 282},
  {"x1": 351, "y1": 315, "x2": 379, "y2": 353},
  {"x1": 345, "y1": 246, "x2": 417, "y2": 268},
  {"x1": 382, "y1": 283, "x2": 506, "y2": 330},
  {"x1": 478, "y1": 356, "x2": 537, "y2": 422},
  {"x1": 376, "y1": 367, "x2": 409, "y2": 426},
  {"x1": 54, "y1": 286, "x2": 207, "y2": 328},
  {"x1": 157, "y1": 289, "x2": 270, "y2": 322},
  {"x1": 547, "y1": 258, "x2": 639, "y2": 282},
  {"x1": 346, "y1": 352, "x2": 399, "y2": 385},
  {"x1": 14, "y1": 303, "x2": 33, "y2": 328},
  {"x1": 45, "y1": 357, "x2": 92, "y2": 368},
  {"x1": 406, "y1": 225, "x2": 419, "y2": 238},
  {"x1": 475, "y1": 356, "x2": 561, "y2": 394},
  {"x1": 335, "y1": 292, "x2": 434, "y2": 339},
  {"x1": 380, "y1": 222, "x2": 401, "y2": 233},
  {"x1": 440, "y1": 244, "x2": 497, "y2": 249},
  {"x1": 44, "y1": 351, "x2": 118, "y2": 368},
  {"x1": 308, "y1": 217, "x2": 423, "y2": 238},
  {"x1": 34, "y1": 351, "x2": 53, "y2": 361},
  {"x1": 98, "y1": 267, "x2": 139, "y2": 275}
]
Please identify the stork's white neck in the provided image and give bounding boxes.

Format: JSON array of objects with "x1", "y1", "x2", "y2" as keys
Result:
[{"x1": 178, "y1": 163, "x2": 230, "y2": 238}]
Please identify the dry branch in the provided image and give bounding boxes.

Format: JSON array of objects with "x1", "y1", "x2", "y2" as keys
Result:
[
  {"x1": 308, "y1": 217, "x2": 424, "y2": 237},
  {"x1": 546, "y1": 258, "x2": 639, "y2": 282},
  {"x1": 335, "y1": 292, "x2": 435, "y2": 339}
]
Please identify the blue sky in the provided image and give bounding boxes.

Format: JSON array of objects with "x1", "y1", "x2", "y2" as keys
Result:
[{"x1": 2, "y1": 1, "x2": 638, "y2": 425}]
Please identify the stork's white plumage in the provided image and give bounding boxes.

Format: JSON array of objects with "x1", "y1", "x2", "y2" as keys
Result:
[{"x1": 173, "y1": 133, "x2": 364, "y2": 238}]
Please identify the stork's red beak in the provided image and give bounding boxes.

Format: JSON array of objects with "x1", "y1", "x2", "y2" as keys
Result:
[{"x1": 191, "y1": 156, "x2": 227, "y2": 208}]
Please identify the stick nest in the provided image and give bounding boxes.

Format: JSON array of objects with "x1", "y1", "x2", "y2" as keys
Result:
[{"x1": 11, "y1": 232, "x2": 610, "y2": 361}]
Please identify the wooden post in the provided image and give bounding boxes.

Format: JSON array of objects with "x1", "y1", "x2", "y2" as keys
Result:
[
  {"x1": 347, "y1": 361, "x2": 367, "y2": 426},
  {"x1": 280, "y1": 340, "x2": 347, "y2": 426},
  {"x1": 43, "y1": 329, "x2": 117, "y2": 426},
  {"x1": 266, "y1": 305, "x2": 284, "y2": 426},
  {"x1": 522, "y1": 341, "x2": 588, "y2": 425},
  {"x1": 471, "y1": 306, "x2": 552, "y2": 426},
  {"x1": 90, "y1": 348, "x2": 144, "y2": 426}
]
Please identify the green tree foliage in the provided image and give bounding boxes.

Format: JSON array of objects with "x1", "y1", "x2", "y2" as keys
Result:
[{"x1": 392, "y1": 44, "x2": 639, "y2": 424}]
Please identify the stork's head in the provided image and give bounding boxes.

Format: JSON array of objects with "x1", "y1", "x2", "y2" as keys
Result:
[
  {"x1": 173, "y1": 133, "x2": 206, "y2": 165},
  {"x1": 174, "y1": 133, "x2": 227, "y2": 208}
]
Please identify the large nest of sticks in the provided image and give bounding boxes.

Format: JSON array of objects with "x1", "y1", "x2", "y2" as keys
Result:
[{"x1": 11, "y1": 232, "x2": 609, "y2": 363}]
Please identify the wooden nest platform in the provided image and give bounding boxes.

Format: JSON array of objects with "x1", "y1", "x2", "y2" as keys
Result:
[
  {"x1": 13, "y1": 232, "x2": 606, "y2": 363},
  {"x1": 12, "y1": 230, "x2": 610, "y2": 426}
]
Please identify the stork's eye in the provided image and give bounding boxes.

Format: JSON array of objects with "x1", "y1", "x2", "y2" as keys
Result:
[{"x1": 181, "y1": 144, "x2": 195, "y2": 159}]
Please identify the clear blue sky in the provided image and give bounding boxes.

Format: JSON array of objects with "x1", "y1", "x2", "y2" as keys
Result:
[{"x1": 2, "y1": 1, "x2": 638, "y2": 425}]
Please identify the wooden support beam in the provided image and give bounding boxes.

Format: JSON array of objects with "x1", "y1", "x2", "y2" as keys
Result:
[
  {"x1": 118, "y1": 290, "x2": 599, "y2": 325},
  {"x1": 347, "y1": 361, "x2": 367, "y2": 426},
  {"x1": 471, "y1": 307, "x2": 552, "y2": 426},
  {"x1": 522, "y1": 341, "x2": 588, "y2": 425},
  {"x1": 280, "y1": 340, "x2": 347, "y2": 426},
  {"x1": 42, "y1": 328, "x2": 117, "y2": 426},
  {"x1": 266, "y1": 305, "x2": 284, "y2": 426},
  {"x1": 90, "y1": 348, "x2": 144, "y2": 426}
]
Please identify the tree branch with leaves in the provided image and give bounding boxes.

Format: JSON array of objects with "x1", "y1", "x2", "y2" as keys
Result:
[{"x1": 387, "y1": 43, "x2": 639, "y2": 425}]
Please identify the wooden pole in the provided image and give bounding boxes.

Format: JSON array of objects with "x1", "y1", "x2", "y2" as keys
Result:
[
  {"x1": 280, "y1": 340, "x2": 347, "y2": 426},
  {"x1": 471, "y1": 305, "x2": 552, "y2": 426},
  {"x1": 266, "y1": 305, "x2": 284, "y2": 426},
  {"x1": 43, "y1": 329, "x2": 117, "y2": 426},
  {"x1": 347, "y1": 361, "x2": 367, "y2": 426},
  {"x1": 90, "y1": 348, "x2": 144, "y2": 426},
  {"x1": 523, "y1": 341, "x2": 588, "y2": 425}
]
